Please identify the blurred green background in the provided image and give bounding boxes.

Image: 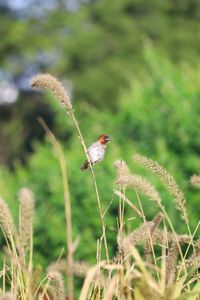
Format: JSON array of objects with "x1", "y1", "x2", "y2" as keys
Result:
[{"x1": 0, "y1": 0, "x2": 200, "y2": 277}]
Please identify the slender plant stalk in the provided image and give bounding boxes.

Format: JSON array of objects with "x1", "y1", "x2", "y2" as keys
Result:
[
  {"x1": 38, "y1": 118, "x2": 74, "y2": 300},
  {"x1": 69, "y1": 112, "x2": 110, "y2": 263},
  {"x1": 30, "y1": 74, "x2": 109, "y2": 264},
  {"x1": 34, "y1": 276, "x2": 48, "y2": 298},
  {"x1": 3, "y1": 256, "x2": 6, "y2": 294},
  {"x1": 158, "y1": 205, "x2": 187, "y2": 276},
  {"x1": 117, "y1": 185, "x2": 125, "y2": 299},
  {"x1": 134, "y1": 191, "x2": 161, "y2": 284},
  {"x1": 178, "y1": 221, "x2": 200, "y2": 278}
]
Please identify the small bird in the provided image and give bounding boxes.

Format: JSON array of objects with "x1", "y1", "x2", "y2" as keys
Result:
[{"x1": 81, "y1": 134, "x2": 111, "y2": 171}]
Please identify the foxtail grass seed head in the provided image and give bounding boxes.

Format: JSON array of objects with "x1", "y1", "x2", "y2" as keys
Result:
[
  {"x1": 114, "y1": 160, "x2": 130, "y2": 178},
  {"x1": 19, "y1": 188, "x2": 35, "y2": 250},
  {"x1": 190, "y1": 175, "x2": 200, "y2": 189},
  {"x1": 47, "y1": 260, "x2": 105, "y2": 285},
  {"x1": 122, "y1": 219, "x2": 159, "y2": 256},
  {"x1": 166, "y1": 241, "x2": 179, "y2": 286},
  {"x1": 30, "y1": 74, "x2": 72, "y2": 112},
  {"x1": 0, "y1": 197, "x2": 16, "y2": 241},
  {"x1": 47, "y1": 260, "x2": 90, "y2": 277},
  {"x1": 133, "y1": 154, "x2": 188, "y2": 223},
  {"x1": 116, "y1": 173, "x2": 161, "y2": 207},
  {"x1": 152, "y1": 229, "x2": 191, "y2": 245},
  {"x1": 152, "y1": 213, "x2": 162, "y2": 229},
  {"x1": 48, "y1": 271, "x2": 65, "y2": 300},
  {"x1": 185, "y1": 240, "x2": 200, "y2": 268},
  {"x1": 144, "y1": 213, "x2": 162, "y2": 260},
  {"x1": 185, "y1": 252, "x2": 200, "y2": 269}
]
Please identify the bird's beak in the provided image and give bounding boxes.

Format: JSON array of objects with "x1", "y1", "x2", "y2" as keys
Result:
[{"x1": 106, "y1": 136, "x2": 111, "y2": 142}]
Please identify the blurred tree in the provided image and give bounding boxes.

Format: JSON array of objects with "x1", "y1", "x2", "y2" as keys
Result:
[{"x1": 0, "y1": 0, "x2": 200, "y2": 163}]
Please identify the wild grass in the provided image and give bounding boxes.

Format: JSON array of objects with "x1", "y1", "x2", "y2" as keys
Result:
[{"x1": 0, "y1": 74, "x2": 200, "y2": 299}]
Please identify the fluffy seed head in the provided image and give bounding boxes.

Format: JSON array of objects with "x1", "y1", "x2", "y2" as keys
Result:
[
  {"x1": 47, "y1": 271, "x2": 65, "y2": 300},
  {"x1": 152, "y1": 229, "x2": 191, "y2": 245},
  {"x1": 144, "y1": 214, "x2": 162, "y2": 261},
  {"x1": 0, "y1": 197, "x2": 16, "y2": 241},
  {"x1": 133, "y1": 154, "x2": 188, "y2": 223},
  {"x1": 122, "y1": 214, "x2": 162, "y2": 258},
  {"x1": 185, "y1": 240, "x2": 200, "y2": 268},
  {"x1": 190, "y1": 175, "x2": 200, "y2": 189},
  {"x1": 114, "y1": 160, "x2": 130, "y2": 178},
  {"x1": 114, "y1": 159, "x2": 161, "y2": 206},
  {"x1": 166, "y1": 241, "x2": 179, "y2": 286},
  {"x1": 48, "y1": 260, "x2": 90, "y2": 277},
  {"x1": 116, "y1": 173, "x2": 162, "y2": 207},
  {"x1": 30, "y1": 74, "x2": 72, "y2": 111},
  {"x1": 122, "y1": 219, "x2": 158, "y2": 256},
  {"x1": 19, "y1": 188, "x2": 35, "y2": 250}
]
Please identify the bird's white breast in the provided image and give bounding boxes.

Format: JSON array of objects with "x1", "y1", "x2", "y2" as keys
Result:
[{"x1": 87, "y1": 142, "x2": 106, "y2": 164}]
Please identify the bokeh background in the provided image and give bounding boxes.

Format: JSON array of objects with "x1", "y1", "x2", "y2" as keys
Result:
[{"x1": 0, "y1": 0, "x2": 200, "y2": 288}]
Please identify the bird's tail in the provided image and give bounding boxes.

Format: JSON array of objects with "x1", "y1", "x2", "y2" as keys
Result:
[{"x1": 80, "y1": 160, "x2": 89, "y2": 171}]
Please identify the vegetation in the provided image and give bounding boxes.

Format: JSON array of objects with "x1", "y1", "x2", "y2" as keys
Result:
[
  {"x1": 1, "y1": 0, "x2": 200, "y2": 164},
  {"x1": 1, "y1": 47, "x2": 200, "y2": 267},
  {"x1": 0, "y1": 73, "x2": 200, "y2": 299},
  {"x1": 1, "y1": 1, "x2": 200, "y2": 298}
]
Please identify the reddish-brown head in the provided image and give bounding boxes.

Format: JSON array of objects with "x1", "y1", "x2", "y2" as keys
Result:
[{"x1": 97, "y1": 134, "x2": 111, "y2": 145}]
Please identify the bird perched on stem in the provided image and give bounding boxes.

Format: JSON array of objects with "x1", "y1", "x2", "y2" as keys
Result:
[{"x1": 81, "y1": 134, "x2": 111, "y2": 171}]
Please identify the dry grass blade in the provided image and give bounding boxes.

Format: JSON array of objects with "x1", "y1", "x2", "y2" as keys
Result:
[
  {"x1": 79, "y1": 261, "x2": 105, "y2": 300},
  {"x1": 38, "y1": 118, "x2": 74, "y2": 300},
  {"x1": 114, "y1": 190, "x2": 143, "y2": 218},
  {"x1": 131, "y1": 247, "x2": 162, "y2": 296},
  {"x1": 103, "y1": 275, "x2": 118, "y2": 300}
]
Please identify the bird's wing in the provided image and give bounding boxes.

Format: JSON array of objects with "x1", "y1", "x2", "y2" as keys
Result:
[{"x1": 87, "y1": 143, "x2": 104, "y2": 164}]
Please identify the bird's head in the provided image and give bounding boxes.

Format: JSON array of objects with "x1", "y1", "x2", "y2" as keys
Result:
[{"x1": 97, "y1": 134, "x2": 111, "y2": 145}]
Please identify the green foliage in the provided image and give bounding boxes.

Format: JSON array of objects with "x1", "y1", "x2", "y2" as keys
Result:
[
  {"x1": 2, "y1": 0, "x2": 200, "y2": 164},
  {"x1": 0, "y1": 48, "x2": 200, "y2": 270},
  {"x1": 0, "y1": 1, "x2": 200, "y2": 297}
]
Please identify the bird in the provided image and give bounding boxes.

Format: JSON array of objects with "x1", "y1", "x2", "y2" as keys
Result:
[{"x1": 80, "y1": 134, "x2": 111, "y2": 171}]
